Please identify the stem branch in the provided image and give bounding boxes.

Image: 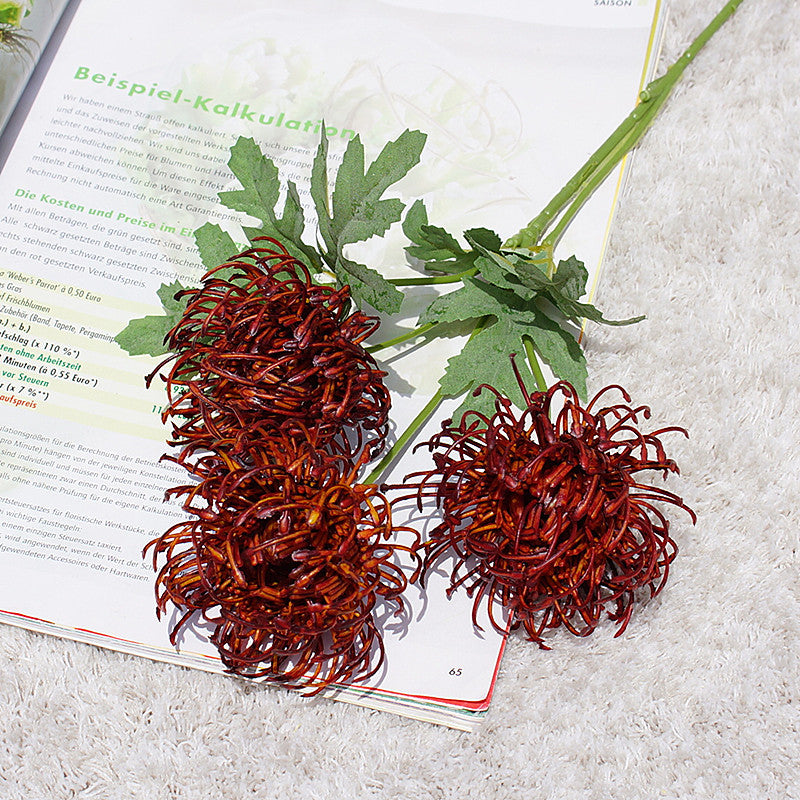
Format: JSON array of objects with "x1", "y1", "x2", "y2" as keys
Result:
[
  {"x1": 388, "y1": 267, "x2": 478, "y2": 286},
  {"x1": 523, "y1": 336, "x2": 548, "y2": 393},
  {"x1": 506, "y1": 0, "x2": 744, "y2": 251},
  {"x1": 364, "y1": 316, "x2": 491, "y2": 483},
  {"x1": 364, "y1": 390, "x2": 444, "y2": 485},
  {"x1": 366, "y1": 322, "x2": 437, "y2": 354}
]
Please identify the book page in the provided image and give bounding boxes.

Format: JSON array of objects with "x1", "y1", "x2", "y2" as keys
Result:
[{"x1": 0, "y1": 0, "x2": 663, "y2": 723}]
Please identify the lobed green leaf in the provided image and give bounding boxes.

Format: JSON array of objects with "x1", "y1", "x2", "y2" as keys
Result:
[
  {"x1": 219, "y1": 136, "x2": 280, "y2": 226},
  {"x1": 114, "y1": 315, "x2": 174, "y2": 357},
  {"x1": 310, "y1": 130, "x2": 334, "y2": 254},
  {"x1": 335, "y1": 255, "x2": 404, "y2": 315},
  {"x1": 518, "y1": 309, "x2": 588, "y2": 398},
  {"x1": 402, "y1": 200, "x2": 477, "y2": 273},
  {"x1": 419, "y1": 277, "x2": 516, "y2": 326},
  {"x1": 363, "y1": 129, "x2": 427, "y2": 202},
  {"x1": 440, "y1": 317, "x2": 539, "y2": 422},
  {"x1": 313, "y1": 129, "x2": 425, "y2": 311},
  {"x1": 116, "y1": 280, "x2": 186, "y2": 357},
  {"x1": 155, "y1": 279, "x2": 186, "y2": 314},
  {"x1": 194, "y1": 223, "x2": 239, "y2": 272},
  {"x1": 218, "y1": 136, "x2": 318, "y2": 267},
  {"x1": 338, "y1": 197, "x2": 405, "y2": 246},
  {"x1": 553, "y1": 255, "x2": 589, "y2": 302},
  {"x1": 331, "y1": 136, "x2": 366, "y2": 238}
]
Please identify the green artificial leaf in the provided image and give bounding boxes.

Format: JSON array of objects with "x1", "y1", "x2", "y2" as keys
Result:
[
  {"x1": 554, "y1": 255, "x2": 589, "y2": 302},
  {"x1": 422, "y1": 277, "x2": 587, "y2": 418},
  {"x1": 218, "y1": 136, "x2": 279, "y2": 224},
  {"x1": 330, "y1": 129, "x2": 425, "y2": 246},
  {"x1": 518, "y1": 309, "x2": 588, "y2": 398},
  {"x1": 363, "y1": 130, "x2": 428, "y2": 203},
  {"x1": 544, "y1": 283, "x2": 644, "y2": 327},
  {"x1": 339, "y1": 197, "x2": 406, "y2": 246},
  {"x1": 411, "y1": 211, "x2": 639, "y2": 419},
  {"x1": 464, "y1": 235, "x2": 553, "y2": 303},
  {"x1": 336, "y1": 254, "x2": 404, "y2": 314},
  {"x1": 312, "y1": 129, "x2": 424, "y2": 312},
  {"x1": 310, "y1": 130, "x2": 334, "y2": 251},
  {"x1": 466, "y1": 236, "x2": 642, "y2": 328},
  {"x1": 506, "y1": 252, "x2": 641, "y2": 326},
  {"x1": 420, "y1": 276, "x2": 516, "y2": 326},
  {"x1": 156, "y1": 280, "x2": 186, "y2": 314},
  {"x1": 115, "y1": 315, "x2": 177, "y2": 357},
  {"x1": 115, "y1": 280, "x2": 187, "y2": 357},
  {"x1": 194, "y1": 223, "x2": 239, "y2": 272},
  {"x1": 402, "y1": 200, "x2": 478, "y2": 274},
  {"x1": 117, "y1": 128, "x2": 428, "y2": 355},
  {"x1": 463, "y1": 227, "x2": 502, "y2": 253},
  {"x1": 502, "y1": 244, "x2": 555, "y2": 278},
  {"x1": 468, "y1": 254, "x2": 534, "y2": 300},
  {"x1": 245, "y1": 180, "x2": 310, "y2": 253},
  {"x1": 217, "y1": 136, "x2": 318, "y2": 267},
  {"x1": 330, "y1": 135, "x2": 367, "y2": 240},
  {"x1": 440, "y1": 317, "x2": 539, "y2": 423},
  {"x1": 413, "y1": 226, "x2": 475, "y2": 273}
]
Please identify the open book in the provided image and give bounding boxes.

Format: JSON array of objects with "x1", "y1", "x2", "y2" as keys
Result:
[{"x1": 0, "y1": 0, "x2": 667, "y2": 730}]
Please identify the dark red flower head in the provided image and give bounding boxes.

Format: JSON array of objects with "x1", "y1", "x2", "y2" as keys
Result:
[
  {"x1": 150, "y1": 237, "x2": 391, "y2": 466},
  {"x1": 146, "y1": 426, "x2": 419, "y2": 693},
  {"x1": 143, "y1": 238, "x2": 407, "y2": 692},
  {"x1": 406, "y1": 375, "x2": 696, "y2": 646}
]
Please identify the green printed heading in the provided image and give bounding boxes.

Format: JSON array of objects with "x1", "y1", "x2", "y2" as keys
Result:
[{"x1": 72, "y1": 67, "x2": 358, "y2": 140}]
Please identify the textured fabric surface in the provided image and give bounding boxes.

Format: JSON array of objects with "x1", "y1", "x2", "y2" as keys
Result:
[{"x1": 1, "y1": 1, "x2": 797, "y2": 798}]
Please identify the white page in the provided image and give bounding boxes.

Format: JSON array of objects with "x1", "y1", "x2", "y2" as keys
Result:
[{"x1": 0, "y1": 0, "x2": 663, "y2": 719}]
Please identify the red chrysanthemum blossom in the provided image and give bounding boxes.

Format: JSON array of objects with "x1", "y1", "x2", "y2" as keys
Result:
[
  {"x1": 404, "y1": 374, "x2": 696, "y2": 646},
  {"x1": 148, "y1": 237, "x2": 391, "y2": 466},
  {"x1": 146, "y1": 426, "x2": 419, "y2": 693}
]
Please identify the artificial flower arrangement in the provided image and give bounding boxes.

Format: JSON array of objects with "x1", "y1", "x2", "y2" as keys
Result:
[{"x1": 117, "y1": 1, "x2": 742, "y2": 693}]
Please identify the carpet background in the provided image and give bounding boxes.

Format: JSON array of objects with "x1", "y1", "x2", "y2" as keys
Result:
[{"x1": 1, "y1": 1, "x2": 797, "y2": 798}]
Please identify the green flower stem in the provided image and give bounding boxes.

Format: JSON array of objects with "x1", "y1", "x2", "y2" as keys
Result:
[
  {"x1": 540, "y1": 93, "x2": 665, "y2": 253},
  {"x1": 523, "y1": 336, "x2": 548, "y2": 393},
  {"x1": 506, "y1": 0, "x2": 745, "y2": 252},
  {"x1": 388, "y1": 267, "x2": 479, "y2": 286},
  {"x1": 364, "y1": 389, "x2": 445, "y2": 486},
  {"x1": 364, "y1": 316, "x2": 490, "y2": 483},
  {"x1": 366, "y1": 322, "x2": 437, "y2": 354},
  {"x1": 362, "y1": 0, "x2": 744, "y2": 483}
]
